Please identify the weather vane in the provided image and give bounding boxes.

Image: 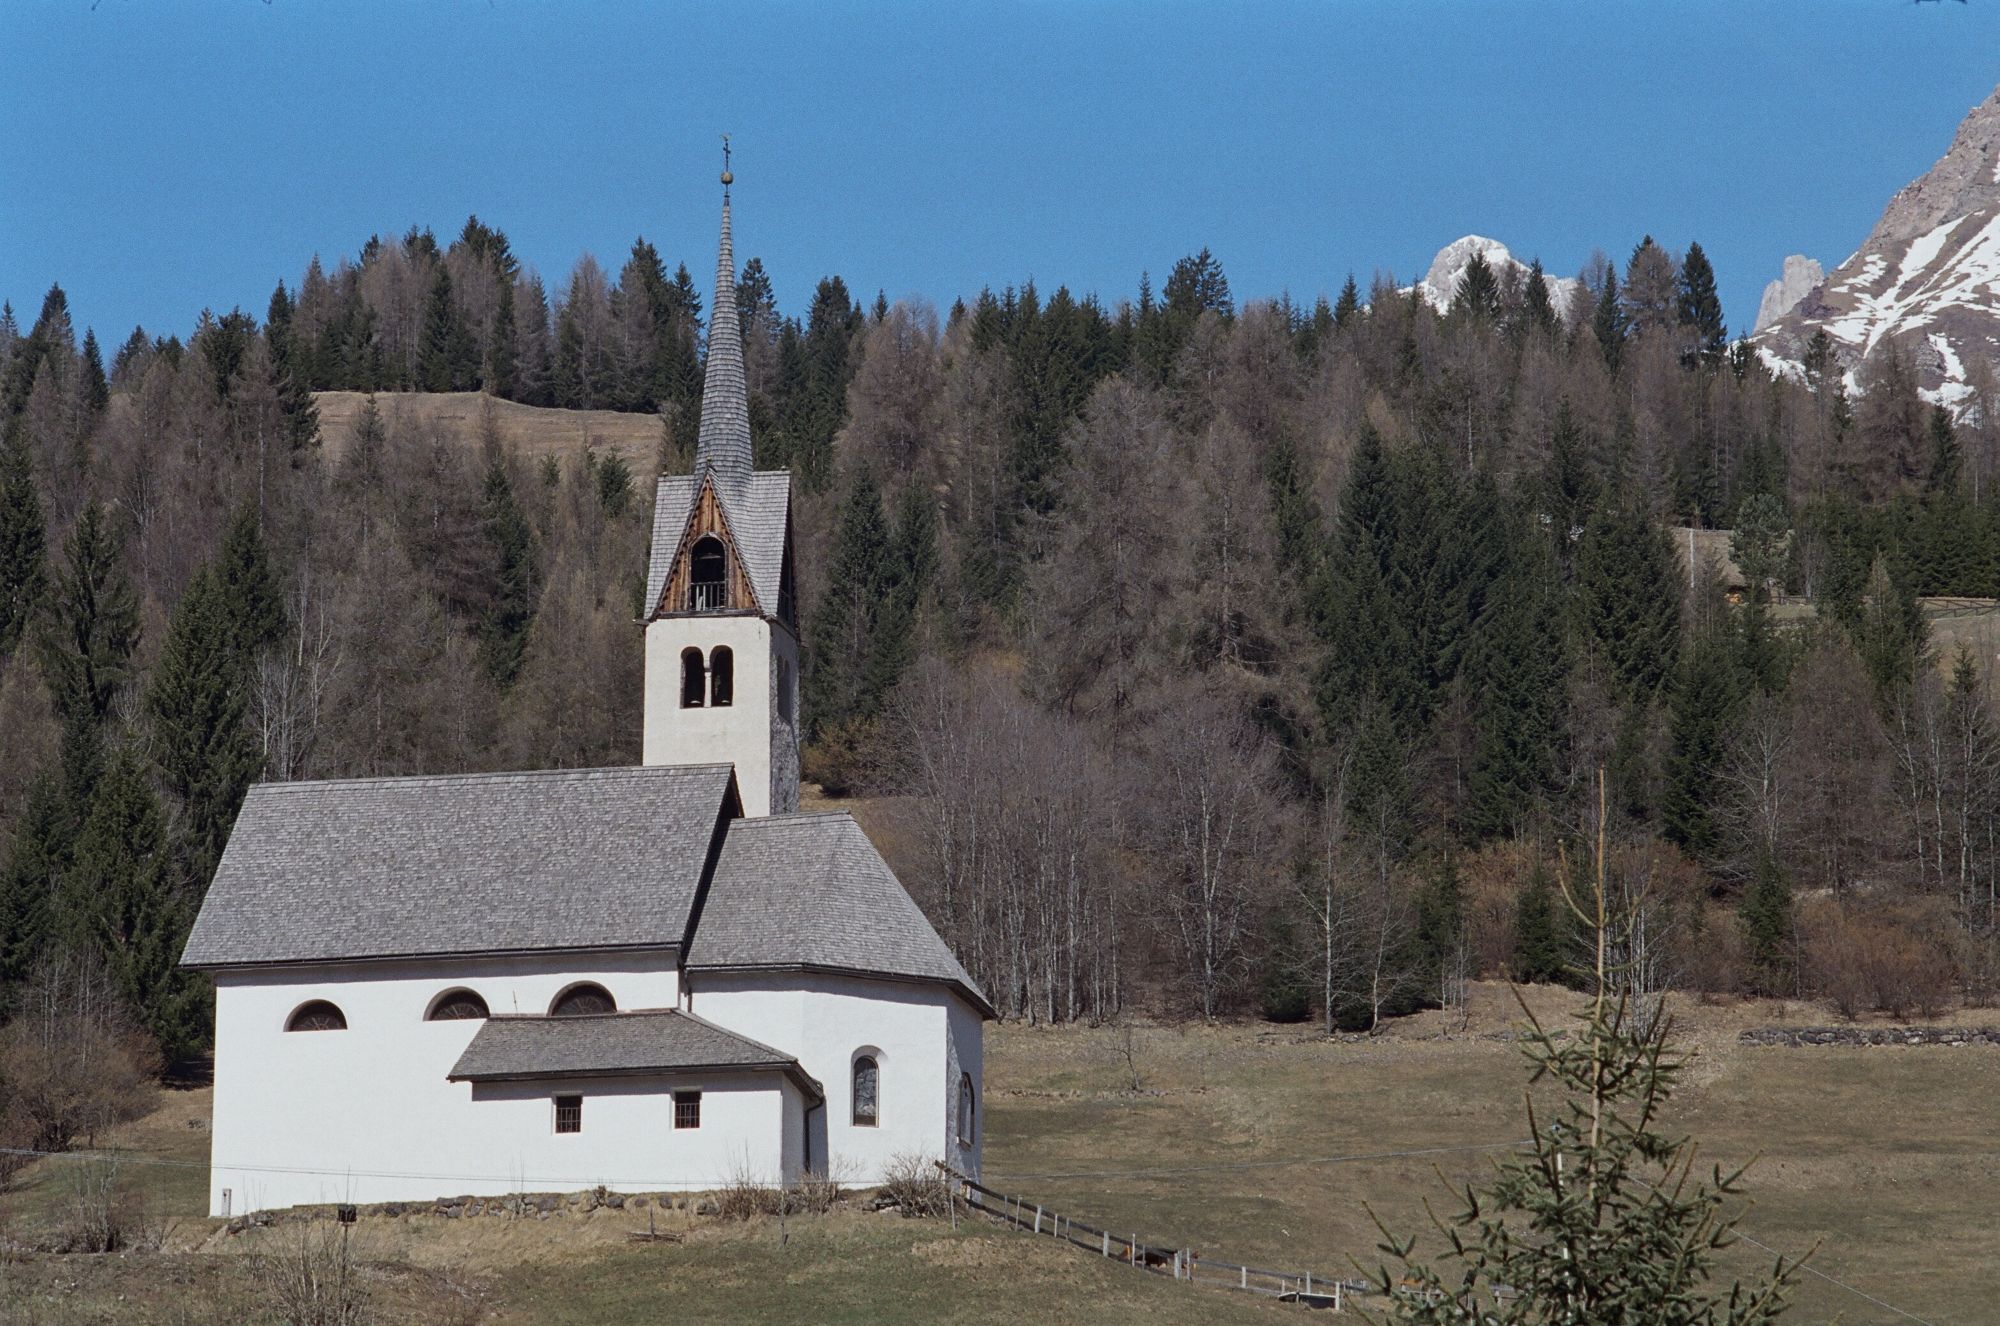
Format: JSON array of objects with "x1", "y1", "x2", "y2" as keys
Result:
[{"x1": 721, "y1": 134, "x2": 733, "y2": 190}]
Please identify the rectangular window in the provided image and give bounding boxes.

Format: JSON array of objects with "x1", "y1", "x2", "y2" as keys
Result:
[
  {"x1": 554, "y1": 1094, "x2": 582, "y2": 1134},
  {"x1": 674, "y1": 1090, "x2": 702, "y2": 1129}
]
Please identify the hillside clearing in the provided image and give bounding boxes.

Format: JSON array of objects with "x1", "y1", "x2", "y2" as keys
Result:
[{"x1": 312, "y1": 391, "x2": 664, "y2": 471}]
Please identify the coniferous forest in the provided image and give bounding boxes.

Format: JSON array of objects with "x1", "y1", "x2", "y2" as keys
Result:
[{"x1": 6, "y1": 215, "x2": 2000, "y2": 1119}]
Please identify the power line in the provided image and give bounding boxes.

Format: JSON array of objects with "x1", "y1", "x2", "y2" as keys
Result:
[{"x1": 1731, "y1": 1229, "x2": 1940, "y2": 1326}]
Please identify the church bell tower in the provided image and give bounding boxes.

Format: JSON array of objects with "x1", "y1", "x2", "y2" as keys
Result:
[{"x1": 640, "y1": 151, "x2": 801, "y2": 816}]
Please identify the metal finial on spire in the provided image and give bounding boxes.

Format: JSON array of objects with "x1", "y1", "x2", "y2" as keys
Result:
[{"x1": 721, "y1": 134, "x2": 733, "y2": 191}]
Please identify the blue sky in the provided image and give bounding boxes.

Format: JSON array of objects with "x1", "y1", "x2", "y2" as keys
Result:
[{"x1": 4, "y1": 2, "x2": 1999, "y2": 343}]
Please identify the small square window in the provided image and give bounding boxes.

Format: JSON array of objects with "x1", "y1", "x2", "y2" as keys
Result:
[
  {"x1": 554, "y1": 1094, "x2": 582, "y2": 1134},
  {"x1": 674, "y1": 1090, "x2": 702, "y2": 1129}
]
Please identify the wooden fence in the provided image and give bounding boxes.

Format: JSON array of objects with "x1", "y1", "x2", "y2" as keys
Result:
[{"x1": 937, "y1": 1163, "x2": 1364, "y2": 1310}]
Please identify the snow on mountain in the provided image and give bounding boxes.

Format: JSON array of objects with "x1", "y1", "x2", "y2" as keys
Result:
[
  {"x1": 1413, "y1": 235, "x2": 1583, "y2": 322},
  {"x1": 1754, "y1": 85, "x2": 2000, "y2": 409}
]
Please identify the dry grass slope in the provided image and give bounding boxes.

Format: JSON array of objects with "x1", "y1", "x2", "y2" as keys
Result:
[{"x1": 313, "y1": 391, "x2": 664, "y2": 471}]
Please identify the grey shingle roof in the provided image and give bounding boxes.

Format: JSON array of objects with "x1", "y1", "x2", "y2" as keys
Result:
[
  {"x1": 685, "y1": 813, "x2": 994, "y2": 1017},
  {"x1": 642, "y1": 183, "x2": 791, "y2": 624},
  {"x1": 447, "y1": 1008, "x2": 821, "y2": 1098},
  {"x1": 643, "y1": 470, "x2": 790, "y2": 619},
  {"x1": 643, "y1": 473, "x2": 697, "y2": 614},
  {"x1": 693, "y1": 193, "x2": 752, "y2": 494},
  {"x1": 182, "y1": 765, "x2": 738, "y2": 968}
]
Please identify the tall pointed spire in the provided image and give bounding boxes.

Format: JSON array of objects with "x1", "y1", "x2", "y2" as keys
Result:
[{"x1": 693, "y1": 139, "x2": 754, "y2": 492}]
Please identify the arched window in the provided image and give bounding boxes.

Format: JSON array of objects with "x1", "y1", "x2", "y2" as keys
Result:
[
  {"x1": 709, "y1": 646, "x2": 734, "y2": 708},
  {"x1": 851, "y1": 1054, "x2": 879, "y2": 1127},
  {"x1": 286, "y1": 1000, "x2": 347, "y2": 1032},
  {"x1": 549, "y1": 983, "x2": 616, "y2": 1017},
  {"x1": 957, "y1": 1073, "x2": 976, "y2": 1146},
  {"x1": 426, "y1": 988, "x2": 489, "y2": 1021},
  {"x1": 688, "y1": 537, "x2": 727, "y2": 612},
  {"x1": 680, "y1": 648, "x2": 705, "y2": 708}
]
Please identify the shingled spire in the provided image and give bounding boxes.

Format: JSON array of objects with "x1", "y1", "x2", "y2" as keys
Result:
[{"x1": 693, "y1": 146, "x2": 753, "y2": 493}]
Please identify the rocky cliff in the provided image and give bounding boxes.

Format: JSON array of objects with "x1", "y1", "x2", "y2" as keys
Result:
[{"x1": 1754, "y1": 85, "x2": 2000, "y2": 408}]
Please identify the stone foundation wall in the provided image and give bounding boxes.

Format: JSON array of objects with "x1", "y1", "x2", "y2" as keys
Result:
[{"x1": 1738, "y1": 1026, "x2": 2000, "y2": 1048}]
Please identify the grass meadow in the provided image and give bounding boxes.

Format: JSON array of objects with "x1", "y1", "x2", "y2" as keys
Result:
[{"x1": 2, "y1": 983, "x2": 1992, "y2": 1324}]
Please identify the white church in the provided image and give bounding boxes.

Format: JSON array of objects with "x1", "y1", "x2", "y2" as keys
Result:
[{"x1": 181, "y1": 170, "x2": 990, "y2": 1218}]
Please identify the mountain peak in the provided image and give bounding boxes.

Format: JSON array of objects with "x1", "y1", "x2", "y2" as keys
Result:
[
  {"x1": 1754, "y1": 84, "x2": 2000, "y2": 410},
  {"x1": 1871, "y1": 85, "x2": 2000, "y2": 249},
  {"x1": 1414, "y1": 235, "x2": 1581, "y2": 320}
]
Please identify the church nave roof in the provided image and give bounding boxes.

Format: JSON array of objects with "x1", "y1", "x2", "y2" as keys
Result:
[{"x1": 182, "y1": 764, "x2": 740, "y2": 969}]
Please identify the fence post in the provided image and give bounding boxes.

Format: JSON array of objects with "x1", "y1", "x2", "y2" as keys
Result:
[
  {"x1": 1133, "y1": 1235, "x2": 1140, "y2": 1270},
  {"x1": 1240, "y1": 1265, "x2": 1247, "y2": 1289},
  {"x1": 1034, "y1": 1205, "x2": 1042, "y2": 1235},
  {"x1": 1335, "y1": 1281, "x2": 1342, "y2": 1311},
  {"x1": 1102, "y1": 1230, "x2": 1109, "y2": 1257}
]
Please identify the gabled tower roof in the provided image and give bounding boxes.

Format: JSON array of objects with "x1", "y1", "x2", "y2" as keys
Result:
[
  {"x1": 692, "y1": 165, "x2": 752, "y2": 494},
  {"x1": 643, "y1": 157, "x2": 793, "y2": 626}
]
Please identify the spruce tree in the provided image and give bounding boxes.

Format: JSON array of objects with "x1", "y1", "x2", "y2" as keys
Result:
[
  {"x1": 1454, "y1": 252, "x2": 1501, "y2": 323},
  {"x1": 1854, "y1": 554, "x2": 1929, "y2": 699},
  {"x1": 1375, "y1": 821, "x2": 1806, "y2": 1323},
  {"x1": 1924, "y1": 403, "x2": 1962, "y2": 494},
  {"x1": 1466, "y1": 527, "x2": 1569, "y2": 841},
  {"x1": 1510, "y1": 863, "x2": 1568, "y2": 985},
  {"x1": 37, "y1": 503, "x2": 139, "y2": 727},
  {"x1": 477, "y1": 458, "x2": 537, "y2": 688},
  {"x1": 1592, "y1": 268, "x2": 1625, "y2": 372},
  {"x1": 1740, "y1": 847, "x2": 1793, "y2": 994},
  {"x1": 146, "y1": 566, "x2": 260, "y2": 884},
  {"x1": 1676, "y1": 240, "x2": 1727, "y2": 364},
  {"x1": 737, "y1": 258, "x2": 777, "y2": 346},
  {"x1": 70, "y1": 745, "x2": 204, "y2": 1058},
  {"x1": 1728, "y1": 493, "x2": 1788, "y2": 603},
  {"x1": 859, "y1": 482, "x2": 938, "y2": 709},
  {"x1": 1661, "y1": 616, "x2": 1746, "y2": 860},
  {"x1": 552, "y1": 308, "x2": 584, "y2": 408},
  {"x1": 1574, "y1": 498, "x2": 1681, "y2": 701},
  {"x1": 805, "y1": 466, "x2": 891, "y2": 742},
  {"x1": 488, "y1": 280, "x2": 519, "y2": 399},
  {"x1": 0, "y1": 773, "x2": 63, "y2": 984},
  {"x1": 80, "y1": 329, "x2": 110, "y2": 412},
  {"x1": 1540, "y1": 403, "x2": 1598, "y2": 579},
  {"x1": 418, "y1": 265, "x2": 476, "y2": 392},
  {"x1": 1162, "y1": 247, "x2": 1233, "y2": 318},
  {"x1": 595, "y1": 451, "x2": 634, "y2": 518},
  {"x1": 1315, "y1": 427, "x2": 1418, "y2": 733},
  {"x1": 1415, "y1": 855, "x2": 1468, "y2": 1003},
  {"x1": 265, "y1": 282, "x2": 320, "y2": 450},
  {"x1": 1520, "y1": 259, "x2": 1557, "y2": 337},
  {"x1": 215, "y1": 504, "x2": 288, "y2": 660},
  {"x1": 0, "y1": 426, "x2": 45, "y2": 656}
]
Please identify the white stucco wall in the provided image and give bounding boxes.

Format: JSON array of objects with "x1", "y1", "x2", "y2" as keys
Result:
[
  {"x1": 686, "y1": 971, "x2": 983, "y2": 1184},
  {"x1": 642, "y1": 616, "x2": 799, "y2": 816},
  {"x1": 208, "y1": 953, "x2": 801, "y2": 1215}
]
